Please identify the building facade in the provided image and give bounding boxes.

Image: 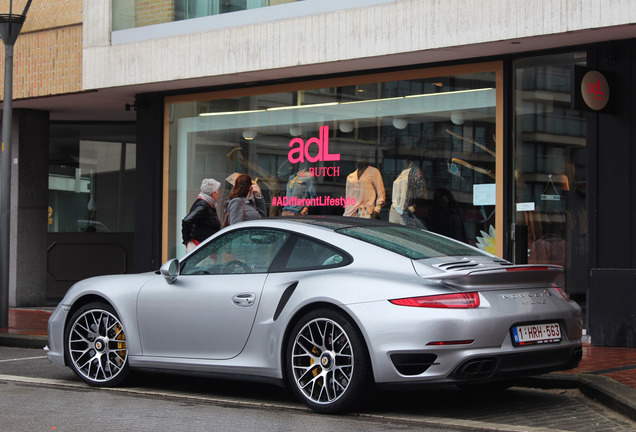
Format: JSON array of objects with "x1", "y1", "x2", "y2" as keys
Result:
[{"x1": 3, "y1": 0, "x2": 636, "y2": 347}]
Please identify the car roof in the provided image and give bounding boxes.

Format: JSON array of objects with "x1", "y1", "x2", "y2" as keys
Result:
[{"x1": 273, "y1": 215, "x2": 396, "y2": 231}]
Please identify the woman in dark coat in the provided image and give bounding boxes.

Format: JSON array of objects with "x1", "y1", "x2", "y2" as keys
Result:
[{"x1": 182, "y1": 178, "x2": 221, "y2": 252}]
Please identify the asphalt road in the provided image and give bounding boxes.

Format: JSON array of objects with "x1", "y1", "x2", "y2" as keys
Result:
[{"x1": 1, "y1": 347, "x2": 635, "y2": 432}]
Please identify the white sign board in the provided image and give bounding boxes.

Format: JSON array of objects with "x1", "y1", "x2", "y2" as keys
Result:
[{"x1": 473, "y1": 184, "x2": 496, "y2": 206}]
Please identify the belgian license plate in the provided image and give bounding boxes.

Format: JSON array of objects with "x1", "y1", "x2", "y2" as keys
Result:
[{"x1": 512, "y1": 323, "x2": 561, "y2": 346}]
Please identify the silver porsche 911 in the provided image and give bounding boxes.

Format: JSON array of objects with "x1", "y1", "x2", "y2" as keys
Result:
[{"x1": 47, "y1": 217, "x2": 582, "y2": 413}]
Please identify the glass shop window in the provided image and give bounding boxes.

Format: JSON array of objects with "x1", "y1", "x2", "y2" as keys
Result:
[
  {"x1": 166, "y1": 67, "x2": 499, "y2": 258},
  {"x1": 48, "y1": 123, "x2": 137, "y2": 233},
  {"x1": 513, "y1": 52, "x2": 588, "y2": 303}
]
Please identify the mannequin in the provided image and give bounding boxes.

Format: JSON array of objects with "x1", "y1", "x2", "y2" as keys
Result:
[
  {"x1": 282, "y1": 164, "x2": 316, "y2": 216},
  {"x1": 389, "y1": 162, "x2": 427, "y2": 227},
  {"x1": 343, "y1": 160, "x2": 385, "y2": 219}
]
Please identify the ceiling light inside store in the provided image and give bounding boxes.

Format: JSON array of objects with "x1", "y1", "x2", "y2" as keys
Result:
[
  {"x1": 242, "y1": 129, "x2": 257, "y2": 140},
  {"x1": 339, "y1": 121, "x2": 354, "y2": 133},
  {"x1": 392, "y1": 117, "x2": 408, "y2": 130},
  {"x1": 267, "y1": 102, "x2": 338, "y2": 111},
  {"x1": 289, "y1": 126, "x2": 303, "y2": 136},
  {"x1": 450, "y1": 112, "x2": 465, "y2": 125}
]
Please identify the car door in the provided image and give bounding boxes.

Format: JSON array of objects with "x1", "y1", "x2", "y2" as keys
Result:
[{"x1": 136, "y1": 228, "x2": 289, "y2": 360}]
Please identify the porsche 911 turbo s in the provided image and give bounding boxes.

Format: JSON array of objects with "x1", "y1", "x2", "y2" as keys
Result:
[{"x1": 47, "y1": 217, "x2": 582, "y2": 413}]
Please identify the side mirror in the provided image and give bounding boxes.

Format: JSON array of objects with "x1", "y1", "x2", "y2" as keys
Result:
[{"x1": 160, "y1": 259, "x2": 179, "y2": 284}]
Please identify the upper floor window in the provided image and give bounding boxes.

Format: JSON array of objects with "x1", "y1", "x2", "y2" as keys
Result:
[{"x1": 113, "y1": 0, "x2": 302, "y2": 31}]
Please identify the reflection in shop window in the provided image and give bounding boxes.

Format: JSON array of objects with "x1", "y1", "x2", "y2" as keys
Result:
[
  {"x1": 48, "y1": 124, "x2": 137, "y2": 233},
  {"x1": 513, "y1": 52, "x2": 587, "y2": 305},
  {"x1": 167, "y1": 70, "x2": 498, "y2": 258}
]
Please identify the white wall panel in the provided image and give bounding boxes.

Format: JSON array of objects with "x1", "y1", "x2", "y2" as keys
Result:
[{"x1": 83, "y1": 0, "x2": 636, "y2": 90}]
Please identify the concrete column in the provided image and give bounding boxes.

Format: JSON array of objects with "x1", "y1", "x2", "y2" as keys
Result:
[{"x1": 7, "y1": 109, "x2": 49, "y2": 306}]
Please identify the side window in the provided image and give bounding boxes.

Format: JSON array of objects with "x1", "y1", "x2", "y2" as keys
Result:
[
  {"x1": 283, "y1": 237, "x2": 350, "y2": 271},
  {"x1": 182, "y1": 229, "x2": 289, "y2": 275}
]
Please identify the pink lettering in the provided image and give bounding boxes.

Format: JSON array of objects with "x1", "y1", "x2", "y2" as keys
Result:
[
  {"x1": 308, "y1": 166, "x2": 340, "y2": 177},
  {"x1": 588, "y1": 79, "x2": 604, "y2": 95},
  {"x1": 287, "y1": 126, "x2": 341, "y2": 163},
  {"x1": 288, "y1": 138, "x2": 305, "y2": 164},
  {"x1": 305, "y1": 135, "x2": 322, "y2": 163},
  {"x1": 321, "y1": 126, "x2": 340, "y2": 162}
]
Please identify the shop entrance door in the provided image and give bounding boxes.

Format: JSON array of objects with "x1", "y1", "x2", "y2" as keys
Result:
[{"x1": 47, "y1": 123, "x2": 136, "y2": 301}]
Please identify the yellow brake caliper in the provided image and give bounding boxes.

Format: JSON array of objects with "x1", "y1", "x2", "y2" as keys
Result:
[
  {"x1": 114, "y1": 324, "x2": 126, "y2": 365},
  {"x1": 311, "y1": 345, "x2": 321, "y2": 378}
]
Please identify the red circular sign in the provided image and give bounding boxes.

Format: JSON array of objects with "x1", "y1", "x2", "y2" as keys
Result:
[{"x1": 581, "y1": 70, "x2": 609, "y2": 111}]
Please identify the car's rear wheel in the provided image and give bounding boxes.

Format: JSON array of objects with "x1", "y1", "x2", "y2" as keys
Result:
[
  {"x1": 65, "y1": 302, "x2": 130, "y2": 387},
  {"x1": 285, "y1": 309, "x2": 371, "y2": 413}
]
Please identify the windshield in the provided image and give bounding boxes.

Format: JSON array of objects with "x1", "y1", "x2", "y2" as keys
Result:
[{"x1": 336, "y1": 225, "x2": 488, "y2": 260}]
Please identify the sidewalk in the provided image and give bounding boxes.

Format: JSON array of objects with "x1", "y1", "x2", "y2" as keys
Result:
[
  {"x1": 1, "y1": 308, "x2": 636, "y2": 421},
  {"x1": 0, "y1": 308, "x2": 52, "y2": 349}
]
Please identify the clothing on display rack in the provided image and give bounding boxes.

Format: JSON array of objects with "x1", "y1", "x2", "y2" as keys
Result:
[
  {"x1": 343, "y1": 163, "x2": 386, "y2": 219},
  {"x1": 281, "y1": 169, "x2": 316, "y2": 216},
  {"x1": 389, "y1": 163, "x2": 427, "y2": 227}
]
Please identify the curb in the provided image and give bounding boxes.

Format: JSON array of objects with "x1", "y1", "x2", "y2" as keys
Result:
[
  {"x1": 518, "y1": 373, "x2": 636, "y2": 422},
  {"x1": 0, "y1": 334, "x2": 48, "y2": 350}
]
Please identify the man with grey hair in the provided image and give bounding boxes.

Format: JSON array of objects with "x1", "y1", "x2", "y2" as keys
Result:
[{"x1": 182, "y1": 178, "x2": 221, "y2": 252}]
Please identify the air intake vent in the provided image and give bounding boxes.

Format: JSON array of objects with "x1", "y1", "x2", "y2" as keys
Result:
[
  {"x1": 390, "y1": 353, "x2": 438, "y2": 376},
  {"x1": 436, "y1": 259, "x2": 482, "y2": 271},
  {"x1": 435, "y1": 258, "x2": 513, "y2": 272}
]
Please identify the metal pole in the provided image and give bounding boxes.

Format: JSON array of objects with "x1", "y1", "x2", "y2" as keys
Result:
[
  {"x1": 0, "y1": 42, "x2": 14, "y2": 328},
  {"x1": 0, "y1": 0, "x2": 31, "y2": 328}
]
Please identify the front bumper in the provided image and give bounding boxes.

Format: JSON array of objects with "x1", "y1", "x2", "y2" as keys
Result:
[{"x1": 46, "y1": 304, "x2": 70, "y2": 366}]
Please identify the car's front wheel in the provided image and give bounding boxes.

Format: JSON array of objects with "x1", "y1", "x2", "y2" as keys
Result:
[
  {"x1": 65, "y1": 302, "x2": 130, "y2": 387},
  {"x1": 285, "y1": 308, "x2": 371, "y2": 413}
]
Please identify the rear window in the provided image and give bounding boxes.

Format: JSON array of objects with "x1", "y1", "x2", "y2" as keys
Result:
[
  {"x1": 283, "y1": 236, "x2": 351, "y2": 271},
  {"x1": 336, "y1": 225, "x2": 487, "y2": 260}
]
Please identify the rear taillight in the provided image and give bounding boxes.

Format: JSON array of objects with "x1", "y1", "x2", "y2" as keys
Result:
[
  {"x1": 552, "y1": 283, "x2": 570, "y2": 301},
  {"x1": 390, "y1": 292, "x2": 480, "y2": 308},
  {"x1": 426, "y1": 339, "x2": 474, "y2": 346}
]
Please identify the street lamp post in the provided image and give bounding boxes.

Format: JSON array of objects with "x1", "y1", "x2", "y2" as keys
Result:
[{"x1": 0, "y1": 0, "x2": 31, "y2": 328}]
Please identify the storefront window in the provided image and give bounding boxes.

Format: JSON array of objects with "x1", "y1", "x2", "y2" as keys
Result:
[
  {"x1": 513, "y1": 52, "x2": 587, "y2": 303},
  {"x1": 48, "y1": 123, "x2": 137, "y2": 233},
  {"x1": 166, "y1": 66, "x2": 500, "y2": 258}
]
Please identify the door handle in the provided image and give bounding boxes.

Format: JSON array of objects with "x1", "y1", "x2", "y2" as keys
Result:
[{"x1": 232, "y1": 293, "x2": 255, "y2": 307}]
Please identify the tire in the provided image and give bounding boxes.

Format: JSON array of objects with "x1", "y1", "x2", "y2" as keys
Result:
[
  {"x1": 64, "y1": 302, "x2": 130, "y2": 387},
  {"x1": 285, "y1": 308, "x2": 371, "y2": 414}
]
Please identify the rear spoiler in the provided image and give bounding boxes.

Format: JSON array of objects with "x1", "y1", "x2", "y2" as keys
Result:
[{"x1": 427, "y1": 265, "x2": 564, "y2": 291}]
